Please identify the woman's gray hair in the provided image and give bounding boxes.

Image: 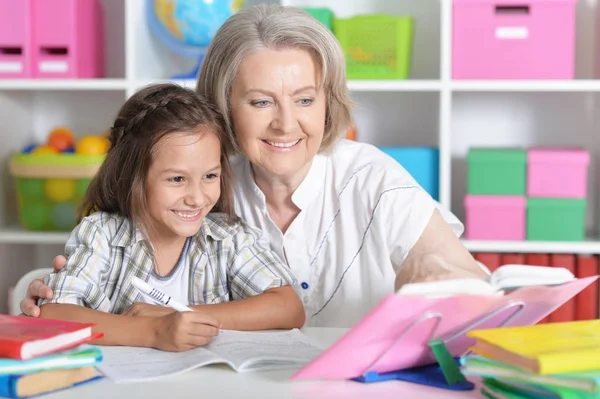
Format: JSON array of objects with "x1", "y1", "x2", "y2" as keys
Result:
[{"x1": 196, "y1": 4, "x2": 354, "y2": 153}]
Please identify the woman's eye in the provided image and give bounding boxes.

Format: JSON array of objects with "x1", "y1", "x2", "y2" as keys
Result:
[
  {"x1": 299, "y1": 98, "x2": 314, "y2": 106},
  {"x1": 169, "y1": 176, "x2": 185, "y2": 183},
  {"x1": 205, "y1": 173, "x2": 219, "y2": 180},
  {"x1": 252, "y1": 100, "x2": 270, "y2": 108}
]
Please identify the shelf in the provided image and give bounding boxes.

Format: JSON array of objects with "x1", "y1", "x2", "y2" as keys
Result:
[
  {"x1": 0, "y1": 79, "x2": 129, "y2": 91},
  {"x1": 463, "y1": 239, "x2": 600, "y2": 255},
  {"x1": 451, "y1": 80, "x2": 600, "y2": 92},
  {"x1": 347, "y1": 80, "x2": 441, "y2": 92},
  {"x1": 0, "y1": 227, "x2": 68, "y2": 244}
]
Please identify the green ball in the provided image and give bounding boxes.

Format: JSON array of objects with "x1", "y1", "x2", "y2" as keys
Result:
[
  {"x1": 51, "y1": 203, "x2": 77, "y2": 230},
  {"x1": 18, "y1": 178, "x2": 45, "y2": 199},
  {"x1": 20, "y1": 200, "x2": 50, "y2": 230},
  {"x1": 76, "y1": 179, "x2": 91, "y2": 200}
]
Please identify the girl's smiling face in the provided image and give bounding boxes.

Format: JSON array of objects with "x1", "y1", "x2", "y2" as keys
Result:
[{"x1": 145, "y1": 131, "x2": 222, "y2": 243}]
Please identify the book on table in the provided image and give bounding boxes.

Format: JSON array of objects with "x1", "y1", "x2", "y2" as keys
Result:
[{"x1": 0, "y1": 315, "x2": 103, "y2": 360}]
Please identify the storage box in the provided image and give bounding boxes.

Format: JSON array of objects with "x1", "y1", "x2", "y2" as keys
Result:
[
  {"x1": 467, "y1": 148, "x2": 527, "y2": 195},
  {"x1": 380, "y1": 147, "x2": 439, "y2": 200},
  {"x1": 31, "y1": 0, "x2": 104, "y2": 78},
  {"x1": 0, "y1": 0, "x2": 33, "y2": 78},
  {"x1": 452, "y1": 0, "x2": 576, "y2": 79},
  {"x1": 464, "y1": 195, "x2": 526, "y2": 240},
  {"x1": 301, "y1": 7, "x2": 334, "y2": 31},
  {"x1": 527, "y1": 148, "x2": 589, "y2": 198},
  {"x1": 333, "y1": 15, "x2": 413, "y2": 80},
  {"x1": 9, "y1": 154, "x2": 104, "y2": 231},
  {"x1": 527, "y1": 198, "x2": 586, "y2": 241}
]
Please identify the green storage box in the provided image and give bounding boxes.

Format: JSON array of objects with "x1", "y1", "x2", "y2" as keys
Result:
[
  {"x1": 467, "y1": 148, "x2": 527, "y2": 195},
  {"x1": 527, "y1": 198, "x2": 586, "y2": 241},
  {"x1": 9, "y1": 153, "x2": 105, "y2": 231},
  {"x1": 301, "y1": 7, "x2": 334, "y2": 32},
  {"x1": 333, "y1": 15, "x2": 414, "y2": 80}
]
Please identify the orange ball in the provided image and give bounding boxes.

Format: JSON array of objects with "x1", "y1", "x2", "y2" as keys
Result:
[
  {"x1": 48, "y1": 129, "x2": 75, "y2": 152},
  {"x1": 75, "y1": 135, "x2": 108, "y2": 155},
  {"x1": 31, "y1": 145, "x2": 58, "y2": 155}
]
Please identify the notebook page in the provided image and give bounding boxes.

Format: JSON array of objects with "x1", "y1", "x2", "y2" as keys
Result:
[
  {"x1": 207, "y1": 329, "x2": 324, "y2": 371},
  {"x1": 96, "y1": 345, "x2": 225, "y2": 383}
]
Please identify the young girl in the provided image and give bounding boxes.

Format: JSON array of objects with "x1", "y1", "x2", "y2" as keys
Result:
[{"x1": 38, "y1": 83, "x2": 305, "y2": 352}]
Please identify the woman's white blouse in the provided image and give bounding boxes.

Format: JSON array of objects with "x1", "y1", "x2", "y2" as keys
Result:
[{"x1": 231, "y1": 140, "x2": 463, "y2": 328}]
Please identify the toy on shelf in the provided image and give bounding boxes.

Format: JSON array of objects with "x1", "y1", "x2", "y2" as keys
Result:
[
  {"x1": 452, "y1": 0, "x2": 576, "y2": 80},
  {"x1": 300, "y1": 7, "x2": 334, "y2": 32},
  {"x1": 9, "y1": 127, "x2": 108, "y2": 232},
  {"x1": 146, "y1": 0, "x2": 244, "y2": 79},
  {"x1": 464, "y1": 147, "x2": 589, "y2": 242},
  {"x1": 0, "y1": 0, "x2": 104, "y2": 79}
]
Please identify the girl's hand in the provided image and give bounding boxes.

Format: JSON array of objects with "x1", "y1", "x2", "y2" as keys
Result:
[
  {"x1": 121, "y1": 303, "x2": 174, "y2": 318},
  {"x1": 151, "y1": 311, "x2": 220, "y2": 352}
]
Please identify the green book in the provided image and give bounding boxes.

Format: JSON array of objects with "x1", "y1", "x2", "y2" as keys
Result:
[
  {"x1": 0, "y1": 346, "x2": 102, "y2": 375},
  {"x1": 463, "y1": 356, "x2": 600, "y2": 395}
]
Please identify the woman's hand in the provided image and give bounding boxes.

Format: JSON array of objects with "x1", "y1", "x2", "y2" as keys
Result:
[
  {"x1": 151, "y1": 310, "x2": 221, "y2": 352},
  {"x1": 19, "y1": 255, "x2": 67, "y2": 317},
  {"x1": 122, "y1": 303, "x2": 174, "y2": 318}
]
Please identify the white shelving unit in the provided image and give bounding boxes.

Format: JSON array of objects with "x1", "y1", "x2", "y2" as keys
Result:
[{"x1": 0, "y1": 0, "x2": 599, "y2": 312}]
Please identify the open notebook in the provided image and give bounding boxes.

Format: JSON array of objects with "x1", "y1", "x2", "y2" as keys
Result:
[
  {"x1": 397, "y1": 265, "x2": 575, "y2": 297},
  {"x1": 96, "y1": 329, "x2": 323, "y2": 383}
]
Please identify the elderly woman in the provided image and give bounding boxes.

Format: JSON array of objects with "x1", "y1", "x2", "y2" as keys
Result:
[{"x1": 21, "y1": 4, "x2": 486, "y2": 328}]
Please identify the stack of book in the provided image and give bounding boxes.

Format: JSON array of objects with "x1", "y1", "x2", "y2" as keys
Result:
[
  {"x1": 0, "y1": 314, "x2": 103, "y2": 398},
  {"x1": 461, "y1": 320, "x2": 600, "y2": 399}
]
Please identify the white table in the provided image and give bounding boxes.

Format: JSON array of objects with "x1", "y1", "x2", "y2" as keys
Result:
[{"x1": 43, "y1": 327, "x2": 482, "y2": 399}]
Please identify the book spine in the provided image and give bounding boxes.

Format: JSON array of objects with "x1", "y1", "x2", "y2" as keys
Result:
[
  {"x1": 474, "y1": 253, "x2": 501, "y2": 273},
  {"x1": 0, "y1": 343, "x2": 23, "y2": 361},
  {"x1": 548, "y1": 254, "x2": 576, "y2": 323},
  {"x1": 575, "y1": 255, "x2": 599, "y2": 321}
]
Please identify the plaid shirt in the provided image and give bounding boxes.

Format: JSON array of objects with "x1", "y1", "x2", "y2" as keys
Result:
[{"x1": 39, "y1": 212, "x2": 297, "y2": 315}]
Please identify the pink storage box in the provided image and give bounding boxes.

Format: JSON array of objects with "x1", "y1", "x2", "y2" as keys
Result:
[
  {"x1": 464, "y1": 195, "x2": 526, "y2": 240},
  {"x1": 31, "y1": 0, "x2": 104, "y2": 78},
  {"x1": 527, "y1": 148, "x2": 590, "y2": 198},
  {"x1": 452, "y1": 0, "x2": 576, "y2": 79},
  {"x1": 0, "y1": 0, "x2": 33, "y2": 78}
]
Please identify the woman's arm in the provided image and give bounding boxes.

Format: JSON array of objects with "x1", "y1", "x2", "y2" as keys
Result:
[
  {"x1": 394, "y1": 209, "x2": 488, "y2": 291},
  {"x1": 190, "y1": 286, "x2": 304, "y2": 331}
]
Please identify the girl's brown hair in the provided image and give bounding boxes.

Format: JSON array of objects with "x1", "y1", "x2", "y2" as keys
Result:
[{"x1": 79, "y1": 83, "x2": 237, "y2": 235}]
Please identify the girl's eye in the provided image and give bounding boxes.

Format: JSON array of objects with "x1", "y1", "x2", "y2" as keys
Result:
[
  {"x1": 252, "y1": 100, "x2": 271, "y2": 108},
  {"x1": 169, "y1": 176, "x2": 185, "y2": 183},
  {"x1": 299, "y1": 98, "x2": 314, "y2": 106}
]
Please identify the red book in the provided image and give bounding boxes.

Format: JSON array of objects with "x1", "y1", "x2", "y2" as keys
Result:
[
  {"x1": 501, "y1": 253, "x2": 525, "y2": 266},
  {"x1": 475, "y1": 253, "x2": 501, "y2": 273},
  {"x1": 548, "y1": 254, "x2": 576, "y2": 323},
  {"x1": 0, "y1": 315, "x2": 102, "y2": 360},
  {"x1": 524, "y1": 253, "x2": 551, "y2": 323},
  {"x1": 575, "y1": 255, "x2": 599, "y2": 321}
]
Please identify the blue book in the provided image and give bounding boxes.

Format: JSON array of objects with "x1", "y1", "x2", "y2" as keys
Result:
[
  {"x1": 0, "y1": 346, "x2": 102, "y2": 375},
  {"x1": 0, "y1": 367, "x2": 102, "y2": 398}
]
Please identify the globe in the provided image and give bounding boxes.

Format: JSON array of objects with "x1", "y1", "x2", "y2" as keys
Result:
[{"x1": 147, "y1": 0, "x2": 245, "y2": 78}]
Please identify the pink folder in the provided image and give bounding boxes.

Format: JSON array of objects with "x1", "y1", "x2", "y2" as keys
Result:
[{"x1": 291, "y1": 277, "x2": 598, "y2": 381}]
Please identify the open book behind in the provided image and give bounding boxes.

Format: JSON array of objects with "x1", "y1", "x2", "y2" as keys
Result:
[
  {"x1": 96, "y1": 329, "x2": 323, "y2": 383},
  {"x1": 396, "y1": 265, "x2": 575, "y2": 297}
]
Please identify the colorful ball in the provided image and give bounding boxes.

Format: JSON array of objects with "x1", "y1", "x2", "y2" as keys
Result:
[
  {"x1": 18, "y1": 178, "x2": 45, "y2": 199},
  {"x1": 31, "y1": 145, "x2": 58, "y2": 155},
  {"x1": 48, "y1": 127, "x2": 75, "y2": 152},
  {"x1": 76, "y1": 135, "x2": 109, "y2": 155},
  {"x1": 63, "y1": 147, "x2": 75, "y2": 153},
  {"x1": 44, "y1": 179, "x2": 76, "y2": 202},
  {"x1": 51, "y1": 203, "x2": 77, "y2": 230},
  {"x1": 20, "y1": 200, "x2": 50, "y2": 230}
]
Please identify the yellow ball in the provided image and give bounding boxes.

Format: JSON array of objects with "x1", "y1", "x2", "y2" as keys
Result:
[
  {"x1": 32, "y1": 145, "x2": 58, "y2": 155},
  {"x1": 44, "y1": 179, "x2": 76, "y2": 202},
  {"x1": 76, "y1": 135, "x2": 108, "y2": 155}
]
